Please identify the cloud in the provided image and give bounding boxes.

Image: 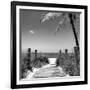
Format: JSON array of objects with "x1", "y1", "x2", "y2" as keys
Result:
[
  {"x1": 40, "y1": 12, "x2": 62, "y2": 23},
  {"x1": 29, "y1": 30, "x2": 35, "y2": 34}
]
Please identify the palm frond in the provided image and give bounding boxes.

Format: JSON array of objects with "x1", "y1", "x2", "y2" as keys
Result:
[
  {"x1": 40, "y1": 12, "x2": 63, "y2": 23},
  {"x1": 54, "y1": 14, "x2": 67, "y2": 35}
]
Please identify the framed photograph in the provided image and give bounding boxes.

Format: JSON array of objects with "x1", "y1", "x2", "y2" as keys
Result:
[{"x1": 11, "y1": 1, "x2": 88, "y2": 89}]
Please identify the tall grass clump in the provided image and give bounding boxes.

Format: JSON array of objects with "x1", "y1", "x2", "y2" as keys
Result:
[{"x1": 31, "y1": 56, "x2": 49, "y2": 68}]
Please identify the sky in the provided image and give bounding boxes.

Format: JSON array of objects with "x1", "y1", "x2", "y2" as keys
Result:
[{"x1": 20, "y1": 9, "x2": 80, "y2": 52}]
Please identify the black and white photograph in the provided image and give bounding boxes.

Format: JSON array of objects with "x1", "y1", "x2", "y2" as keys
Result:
[
  {"x1": 11, "y1": 1, "x2": 87, "y2": 89},
  {"x1": 20, "y1": 9, "x2": 80, "y2": 79}
]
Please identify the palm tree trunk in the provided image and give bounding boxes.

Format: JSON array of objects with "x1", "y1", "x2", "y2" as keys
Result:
[{"x1": 69, "y1": 14, "x2": 79, "y2": 48}]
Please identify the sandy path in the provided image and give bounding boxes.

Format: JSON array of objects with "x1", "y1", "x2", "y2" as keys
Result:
[
  {"x1": 33, "y1": 64, "x2": 66, "y2": 78},
  {"x1": 24, "y1": 58, "x2": 69, "y2": 79}
]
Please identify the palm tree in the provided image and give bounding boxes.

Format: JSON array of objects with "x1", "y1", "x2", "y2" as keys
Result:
[{"x1": 40, "y1": 12, "x2": 80, "y2": 48}]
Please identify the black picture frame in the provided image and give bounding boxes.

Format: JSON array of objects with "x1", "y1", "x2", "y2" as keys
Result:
[{"x1": 11, "y1": 1, "x2": 88, "y2": 89}]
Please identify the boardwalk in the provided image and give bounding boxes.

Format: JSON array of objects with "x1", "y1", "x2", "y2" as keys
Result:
[
  {"x1": 33, "y1": 64, "x2": 66, "y2": 78},
  {"x1": 25, "y1": 58, "x2": 68, "y2": 79}
]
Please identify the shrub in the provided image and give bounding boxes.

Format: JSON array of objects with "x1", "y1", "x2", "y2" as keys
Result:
[
  {"x1": 56, "y1": 53, "x2": 80, "y2": 76},
  {"x1": 20, "y1": 55, "x2": 33, "y2": 79}
]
